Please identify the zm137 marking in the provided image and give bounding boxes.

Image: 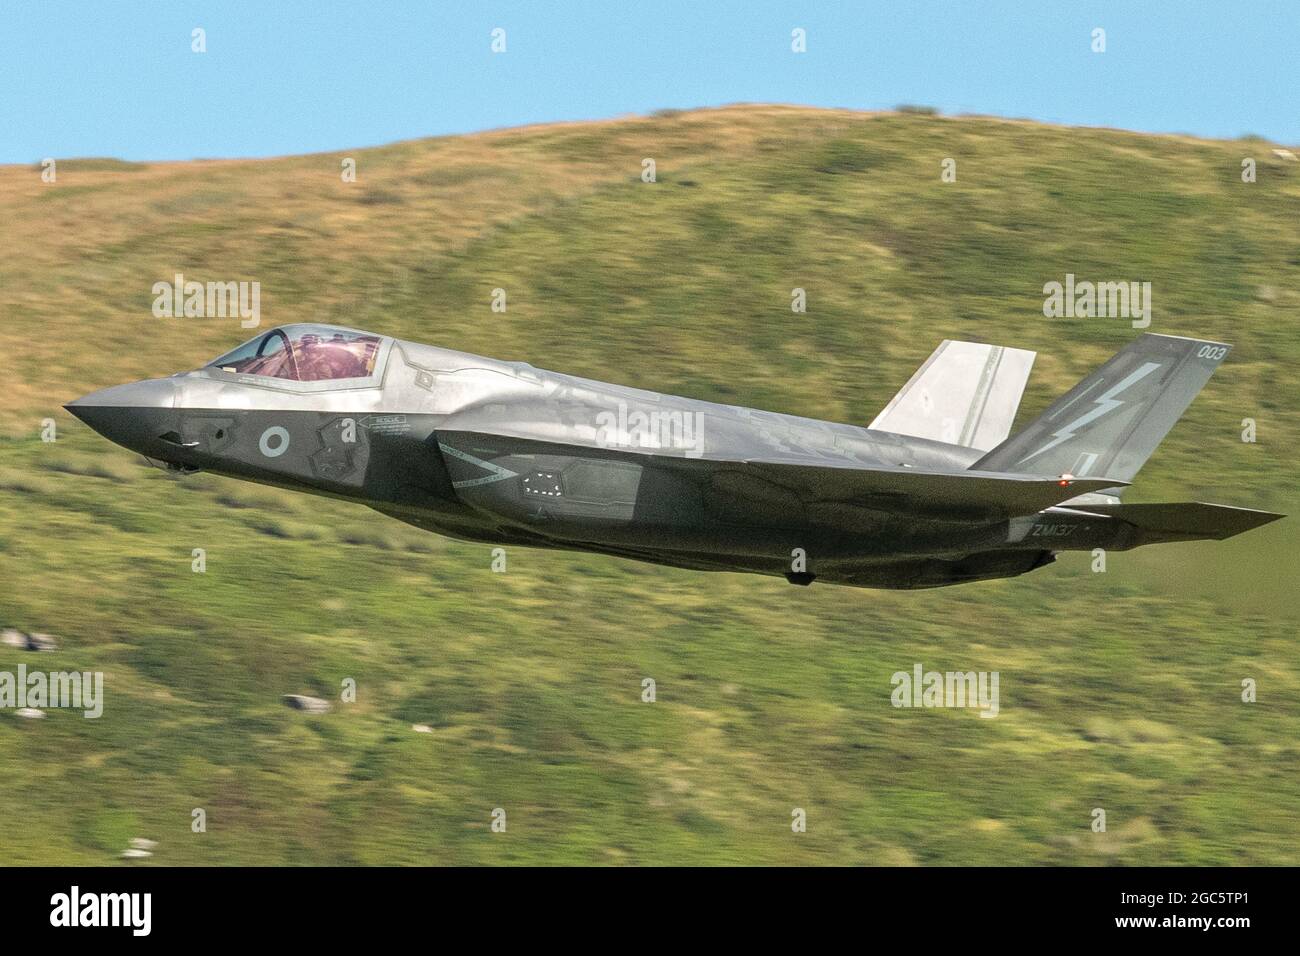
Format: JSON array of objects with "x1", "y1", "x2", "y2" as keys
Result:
[{"x1": 1031, "y1": 524, "x2": 1078, "y2": 537}]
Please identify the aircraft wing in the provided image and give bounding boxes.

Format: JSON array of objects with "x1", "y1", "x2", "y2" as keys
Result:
[{"x1": 435, "y1": 429, "x2": 1126, "y2": 522}]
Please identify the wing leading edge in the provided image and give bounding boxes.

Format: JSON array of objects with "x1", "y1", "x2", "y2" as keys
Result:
[{"x1": 436, "y1": 429, "x2": 1125, "y2": 520}]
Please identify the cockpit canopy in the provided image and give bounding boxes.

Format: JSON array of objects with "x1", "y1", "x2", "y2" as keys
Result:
[{"x1": 207, "y1": 325, "x2": 384, "y2": 383}]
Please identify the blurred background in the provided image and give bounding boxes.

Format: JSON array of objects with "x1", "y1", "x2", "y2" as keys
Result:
[{"x1": 1, "y1": 3, "x2": 1297, "y2": 864}]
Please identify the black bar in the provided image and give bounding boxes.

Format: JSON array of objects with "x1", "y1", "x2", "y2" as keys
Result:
[{"x1": 0, "y1": 866, "x2": 1281, "y2": 941}]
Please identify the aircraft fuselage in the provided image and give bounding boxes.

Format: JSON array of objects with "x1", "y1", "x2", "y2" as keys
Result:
[{"x1": 68, "y1": 325, "x2": 1275, "y2": 589}]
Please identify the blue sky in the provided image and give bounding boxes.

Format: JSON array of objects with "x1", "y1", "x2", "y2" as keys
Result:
[{"x1": 2, "y1": 0, "x2": 1294, "y2": 162}]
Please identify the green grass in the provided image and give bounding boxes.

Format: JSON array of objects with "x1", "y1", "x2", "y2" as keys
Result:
[{"x1": 0, "y1": 106, "x2": 1297, "y2": 864}]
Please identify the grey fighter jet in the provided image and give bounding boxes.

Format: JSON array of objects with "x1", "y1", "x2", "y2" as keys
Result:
[{"x1": 67, "y1": 326, "x2": 1282, "y2": 589}]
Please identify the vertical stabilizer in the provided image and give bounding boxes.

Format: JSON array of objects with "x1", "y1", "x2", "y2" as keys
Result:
[
  {"x1": 971, "y1": 333, "x2": 1230, "y2": 493},
  {"x1": 869, "y1": 340, "x2": 1035, "y2": 451}
]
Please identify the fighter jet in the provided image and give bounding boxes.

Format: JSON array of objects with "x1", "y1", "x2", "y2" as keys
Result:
[{"x1": 66, "y1": 326, "x2": 1282, "y2": 589}]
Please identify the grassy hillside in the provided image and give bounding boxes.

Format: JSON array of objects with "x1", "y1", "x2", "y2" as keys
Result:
[{"x1": 1, "y1": 105, "x2": 1296, "y2": 864}]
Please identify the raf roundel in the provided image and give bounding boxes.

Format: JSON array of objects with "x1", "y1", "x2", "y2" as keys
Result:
[{"x1": 259, "y1": 426, "x2": 291, "y2": 458}]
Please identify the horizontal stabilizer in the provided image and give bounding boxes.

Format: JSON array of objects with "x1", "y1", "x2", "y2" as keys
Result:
[
  {"x1": 870, "y1": 340, "x2": 1035, "y2": 451},
  {"x1": 1079, "y1": 501, "x2": 1284, "y2": 543}
]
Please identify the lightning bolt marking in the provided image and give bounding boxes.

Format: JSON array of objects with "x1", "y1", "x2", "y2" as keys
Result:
[{"x1": 1017, "y1": 361, "x2": 1162, "y2": 465}]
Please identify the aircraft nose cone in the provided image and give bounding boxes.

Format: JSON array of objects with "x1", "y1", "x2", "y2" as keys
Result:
[
  {"x1": 65, "y1": 379, "x2": 181, "y2": 458},
  {"x1": 66, "y1": 378, "x2": 178, "y2": 413}
]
